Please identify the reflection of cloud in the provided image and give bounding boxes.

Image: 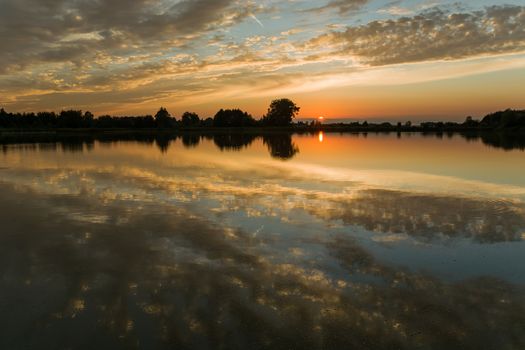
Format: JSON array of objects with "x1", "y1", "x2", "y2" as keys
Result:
[
  {"x1": 2, "y1": 138, "x2": 525, "y2": 245},
  {"x1": 1, "y1": 181, "x2": 524, "y2": 348},
  {"x1": 308, "y1": 189, "x2": 525, "y2": 243}
]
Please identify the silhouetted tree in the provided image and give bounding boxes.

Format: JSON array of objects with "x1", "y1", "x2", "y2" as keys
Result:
[
  {"x1": 480, "y1": 109, "x2": 525, "y2": 130},
  {"x1": 58, "y1": 110, "x2": 84, "y2": 128},
  {"x1": 37, "y1": 111, "x2": 57, "y2": 127},
  {"x1": 181, "y1": 112, "x2": 200, "y2": 127},
  {"x1": 463, "y1": 116, "x2": 479, "y2": 128},
  {"x1": 155, "y1": 107, "x2": 172, "y2": 128},
  {"x1": 202, "y1": 117, "x2": 214, "y2": 127},
  {"x1": 213, "y1": 109, "x2": 256, "y2": 127},
  {"x1": 84, "y1": 111, "x2": 94, "y2": 127},
  {"x1": 261, "y1": 99, "x2": 300, "y2": 126}
]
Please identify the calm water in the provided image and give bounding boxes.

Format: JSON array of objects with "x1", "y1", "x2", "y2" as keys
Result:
[{"x1": 1, "y1": 132, "x2": 525, "y2": 349}]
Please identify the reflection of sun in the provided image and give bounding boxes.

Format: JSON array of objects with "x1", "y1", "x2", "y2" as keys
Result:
[{"x1": 318, "y1": 131, "x2": 324, "y2": 143}]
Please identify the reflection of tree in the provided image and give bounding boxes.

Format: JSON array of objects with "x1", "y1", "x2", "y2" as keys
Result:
[
  {"x1": 213, "y1": 133, "x2": 257, "y2": 151},
  {"x1": 451, "y1": 131, "x2": 525, "y2": 151},
  {"x1": 182, "y1": 134, "x2": 200, "y2": 148},
  {"x1": 154, "y1": 134, "x2": 172, "y2": 153},
  {"x1": 0, "y1": 132, "x2": 302, "y2": 159},
  {"x1": 477, "y1": 132, "x2": 525, "y2": 151},
  {"x1": 212, "y1": 133, "x2": 300, "y2": 160},
  {"x1": 60, "y1": 139, "x2": 85, "y2": 153},
  {"x1": 1, "y1": 183, "x2": 525, "y2": 349},
  {"x1": 262, "y1": 134, "x2": 299, "y2": 160},
  {"x1": 0, "y1": 133, "x2": 162, "y2": 152}
]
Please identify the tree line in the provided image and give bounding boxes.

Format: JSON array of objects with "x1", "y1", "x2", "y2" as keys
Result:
[
  {"x1": 0, "y1": 99, "x2": 300, "y2": 129},
  {"x1": 305, "y1": 109, "x2": 525, "y2": 132},
  {"x1": 1, "y1": 100, "x2": 523, "y2": 132}
]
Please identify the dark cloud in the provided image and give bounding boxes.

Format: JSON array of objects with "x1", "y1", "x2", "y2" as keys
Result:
[
  {"x1": 0, "y1": 0, "x2": 259, "y2": 73},
  {"x1": 308, "y1": 5, "x2": 525, "y2": 65}
]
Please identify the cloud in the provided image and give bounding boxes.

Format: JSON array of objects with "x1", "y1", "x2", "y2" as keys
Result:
[
  {"x1": 1, "y1": 1, "x2": 524, "y2": 114},
  {"x1": 307, "y1": 0, "x2": 370, "y2": 15},
  {"x1": 0, "y1": 0, "x2": 262, "y2": 73},
  {"x1": 377, "y1": 6, "x2": 414, "y2": 16},
  {"x1": 307, "y1": 5, "x2": 525, "y2": 66}
]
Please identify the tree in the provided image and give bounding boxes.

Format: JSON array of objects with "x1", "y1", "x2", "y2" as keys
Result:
[
  {"x1": 213, "y1": 109, "x2": 256, "y2": 127},
  {"x1": 83, "y1": 111, "x2": 94, "y2": 127},
  {"x1": 463, "y1": 116, "x2": 479, "y2": 128},
  {"x1": 181, "y1": 112, "x2": 200, "y2": 127},
  {"x1": 0, "y1": 108, "x2": 9, "y2": 127},
  {"x1": 58, "y1": 110, "x2": 83, "y2": 128},
  {"x1": 202, "y1": 117, "x2": 214, "y2": 127},
  {"x1": 155, "y1": 107, "x2": 171, "y2": 128},
  {"x1": 37, "y1": 111, "x2": 57, "y2": 127},
  {"x1": 261, "y1": 98, "x2": 300, "y2": 126}
]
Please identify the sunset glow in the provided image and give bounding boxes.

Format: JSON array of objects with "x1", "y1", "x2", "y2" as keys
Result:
[{"x1": 1, "y1": 1, "x2": 524, "y2": 120}]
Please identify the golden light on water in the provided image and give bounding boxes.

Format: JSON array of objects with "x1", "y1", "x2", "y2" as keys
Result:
[{"x1": 318, "y1": 131, "x2": 324, "y2": 143}]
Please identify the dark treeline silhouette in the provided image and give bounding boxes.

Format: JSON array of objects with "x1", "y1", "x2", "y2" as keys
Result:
[
  {"x1": 0, "y1": 99, "x2": 300, "y2": 130},
  {"x1": 1, "y1": 101, "x2": 524, "y2": 132},
  {"x1": 313, "y1": 109, "x2": 525, "y2": 132}
]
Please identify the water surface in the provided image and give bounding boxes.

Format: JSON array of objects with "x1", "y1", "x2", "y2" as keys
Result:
[{"x1": 1, "y1": 132, "x2": 525, "y2": 349}]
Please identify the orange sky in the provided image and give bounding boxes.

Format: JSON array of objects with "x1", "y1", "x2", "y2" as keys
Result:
[{"x1": 1, "y1": 0, "x2": 524, "y2": 121}]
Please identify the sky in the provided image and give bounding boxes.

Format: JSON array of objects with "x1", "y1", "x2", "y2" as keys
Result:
[{"x1": 0, "y1": 0, "x2": 524, "y2": 121}]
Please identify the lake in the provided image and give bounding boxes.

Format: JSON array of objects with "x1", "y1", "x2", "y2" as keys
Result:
[{"x1": 1, "y1": 131, "x2": 524, "y2": 349}]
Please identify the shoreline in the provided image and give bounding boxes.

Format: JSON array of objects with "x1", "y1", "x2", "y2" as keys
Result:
[{"x1": 0, "y1": 125, "x2": 518, "y2": 135}]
